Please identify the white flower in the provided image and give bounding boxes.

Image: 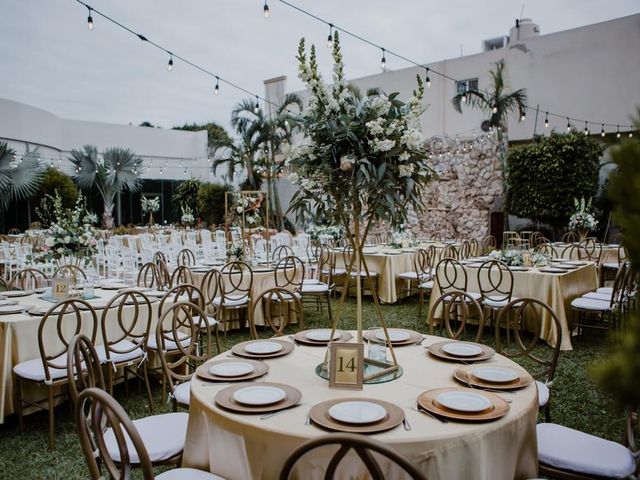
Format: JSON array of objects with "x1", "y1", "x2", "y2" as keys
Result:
[
  {"x1": 372, "y1": 139, "x2": 396, "y2": 153},
  {"x1": 400, "y1": 128, "x2": 423, "y2": 150},
  {"x1": 288, "y1": 172, "x2": 299, "y2": 184},
  {"x1": 398, "y1": 164, "x2": 415, "y2": 177},
  {"x1": 44, "y1": 237, "x2": 55, "y2": 247},
  {"x1": 236, "y1": 206, "x2": 243, "y2": 214},
  {"x1": 365, "y1": 119, "x2": 384, "y2": 136},
  {"x1": 399, "y1": 152, "x2": 410, "y2": 162},
  {"x1": 57, "y1": 247, "x2": 65, "y2": 254},
  {"x1": 63, "y1": 236, "x2": 71, "y2": 244}
]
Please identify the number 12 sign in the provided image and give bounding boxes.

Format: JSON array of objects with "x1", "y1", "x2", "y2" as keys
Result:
[{"x1": 329, "y1": 342, "x2": 364, "y2": 390}]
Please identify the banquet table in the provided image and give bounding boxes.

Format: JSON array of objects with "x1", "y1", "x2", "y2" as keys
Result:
[
  {"x1": 182, "y1": 333, "x2": 538, "y2": 480},
  {"x1": 0, "y1": 288, "x2": 162, "y2": 423},
  {"x1": 428, "y1": 262, "x2": 598, "y2": 351},
  {"x1": 550, "y1": 242, "x2": 619, "y2": 266}
]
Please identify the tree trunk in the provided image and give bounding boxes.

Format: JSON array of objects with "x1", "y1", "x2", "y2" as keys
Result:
[{"x1": 102, "y1": 201, "x2": 115, "y2": 229}]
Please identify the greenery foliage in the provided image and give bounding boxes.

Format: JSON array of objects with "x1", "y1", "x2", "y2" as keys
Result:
[
  {"x1": 592, "y1": 118, "x2": 640, "y2": 408},
  {"x1": 197, "y1": 182, "x2": 229, "y2": 226},
  {"x1": 173, "y1": 122, "x2": 232, "y2": 157},
  {"x1": 171, "y1": 178, "x2": 201, "y2": 217},
  {"x1": 505, "y1": 131, "x2": 602, "y2": 229},
  {"x1": 0, "y1": 141, "x2": 44, "y2": 211},
  {"x1": 36, "y1": 167, "x2": 78, "y2": 208}
]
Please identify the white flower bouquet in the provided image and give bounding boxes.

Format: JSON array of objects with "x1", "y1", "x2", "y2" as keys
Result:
[
  {"x1": 307, "y1": 224, "x2": 343, "y2": 242},
  {"x1": 181, "y1": 206, "x2": 195, "y2": 226},
  {"x1": 568, "y1": 197, "x2": 598, "y2": 232},
  {"x1": 141, "y1": 196, "x2": 160, "y2": 213},
  {"x1": 488, "y1": 249, "x2": 524, "y2": 266},
  {"x1": 227, "y1": 241, "x2": 245, "y2": 261}
]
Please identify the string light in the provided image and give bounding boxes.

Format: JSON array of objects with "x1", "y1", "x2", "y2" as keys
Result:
[
  {"x1": 327, "y1": 24, "x2": 333, "y2": 49},
  {"x1": 630, "y1": 132, "x2": 634, "y2": 138},
  {"x1": 380, "y1": 48, "x2": 386, "y2": 71},
  {"x1": 544, "y1": 112, "x2": 549, "y2": 128},
  {"x1": 254, "y1": 96, "x2": 260, "y2": 114},
  {"x1": 167, "y1": 53, "x2": 173, "y2": 72},
  {"x1": 87, "y1": 6, "x2": 93, "y2": 30},
  {"x1": 461, "y1": 89, "x2": 467, "y2": 103},
  {"x1": 214, "y1": 76, "x2": 219, "y2": 95},
  {"x1": 263, "y1": 0, "x2": 270, "y2": 18},
  {"x1": 616, "y1": 125, "x2": 621, "y2": 138},
  {"x1": 566, "y1": 118, "x2": 571, "y2": 132},
  {"x1": 601, "y1": 124, "x2": 605, "y2": 137},
  {"x1": 584, "y1": 121, "x2": 589, "y2": 135},
  {"x1": 519, "y1": 109, "x2": 526, "y2": 122},
  {"x1": 492, "y1": 104, "x2": 498, "y2": 114},
  {"x1": 424, "y1": 68, "x2": 431, "y2": 88}
]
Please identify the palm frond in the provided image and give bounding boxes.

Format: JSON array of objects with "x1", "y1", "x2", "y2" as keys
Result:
[
  {"x1": 452, "y1": 90, "x2": 487, "y2": 113},
  {"x1": 0, "y1": 141, "x2": 44, "y2": 210}
]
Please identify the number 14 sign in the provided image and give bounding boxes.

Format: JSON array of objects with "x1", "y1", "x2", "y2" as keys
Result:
[{"x1": 329, "y1": 342, "x2": 364, "y2": 390}]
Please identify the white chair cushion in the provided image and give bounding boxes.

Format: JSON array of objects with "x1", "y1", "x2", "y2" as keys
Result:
[
  {"x1": 195, "y1": 315, "x2": 219, "y2": 329},
  {"x1": 536, "y1": 380, "x2": 550, "y2": 407},
  {"x1": 13, "y1": 354, "x2": 67, "y2": 383},
  {"x1": 104, "y1": 412, "x2": 188, "y2": 463},
  {"x1": 212, "y1": 294, "x2": 249, "y2": 307},
  {"x1": 483, "y1": 296, "x2": 511, "y2": 308},
  {"x1": 267, "y1": 291, "x2": 301, "y2": 301},
  {"x1": 582, "y1": 292, "x2": 612, "y2": 302},
  {"x1": 571, "y1": 297, "x2": 612, "y2": 311},
  {"x1": 398, "y1": 272, "x2": 430, "y2": 281},
  {"x1": 156, "y1": 468, "x2": 225, "y2": 480},
  {"x1": 349, "y1": 271, "x2": 379, "y2": 277},
  {"x1": 173, "y1": 381, "x2": 190, "y2": 406},
  {"x1": 97, "y1": 340, "x2": 144, "y2": 364},
  {"x1": 418, "y1": 280, "x2": 434, "y2": 290},
  {"x1": 537, "y1": 423, "x2": 635, "y2": 478},
  {"x1": 301, "y1": 283, "x2": 330, "y2": 294},
  {"x1": 147, "y1": 331, "x2": 191, "y2": 351},
  {"x1": 596, "y1": 287, "x2": 613, "y2": 295},
  {"x1": 302, "y1": 278, "x2": 320, "y2": 285},
  {"x1": 602, "y1": 262, "x2": 620, "y2": 270},
  {"x1": 323, "y1": 268, "x2": 346, "y2": 276},
  {"x1": 443, "y1": 291, "x2": 481, "y2": 302}
]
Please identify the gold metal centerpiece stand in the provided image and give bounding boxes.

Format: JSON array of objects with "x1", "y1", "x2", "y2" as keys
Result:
[{"x1": 224, "y1": 191, "x2": 270, "y2": 264}]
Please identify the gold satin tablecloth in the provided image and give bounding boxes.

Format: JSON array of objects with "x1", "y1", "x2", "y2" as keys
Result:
[
  {"x1": 182, "y1": 334, "x2": 538, "y2": 480},
  {"x1": 550, "y1": 243, "x2": 619, "y2": 266},
  {"x1": 428, "y1": 263, "x2": 598, "y2": 351},
  {"x1": 0, "y1": 289, "x2": 162, "y2": 423}
]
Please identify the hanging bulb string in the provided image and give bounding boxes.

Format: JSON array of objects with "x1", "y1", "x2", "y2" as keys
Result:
[
  {"x1": 278, "y1": 0, "x2": 635, "y2": 131},
  {"x1": 73, "y1": 0, "x2": 293, "y2": 116}
]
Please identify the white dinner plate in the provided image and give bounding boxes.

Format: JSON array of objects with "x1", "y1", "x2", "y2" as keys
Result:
[
  {"x1": 508, "y1": 266, "x2": 528, "y2": 271},
  {"x1": 563, "y1": 260, "x2": 588, "y2": 266},
  {"x1": 328, "y1": 401, "x2": 387, "y2": 424},
  {"x1": 2, "y1": 290, "x2": 33, "y2": 298},
  {"x1": 539, "y1": 267, "x2": 566, "y2": 273},
  {"x1": 99, "y1": 283, "x2": 129, "y2": 290},
  {"x1": 472, "y1": 366, "x2": 519, "y2": 384},
  {"x1": 442, "y1": 342, "x2": 483, "y2": 357},
  {"x1": 0, "y1": 304, "x2": 28, "y2": 314},
  {"x1": 78, "y1": 298, "x2": 108, "y2": 310},
  {"x1": 209, "y1": 362, "x2": 255, "y2": 377},
  {"x1": 232, "y1": 386, "x2": 287, "y2": 406},
  {"x1": 305, "y1": 329, "x2": 340, "y2": 342},
  {"x1": 244, "y1": 341, "x2": 283, "y2": 355},
  {"x1": 0, "y1": 299, "x2": 18, "y2": 307},
  {"x1": 556, "y1": 264, "x2": 579, "y2": 270},
  {"x1": 436, "y1": 391, "x2": 492, "y2": 413},
  {"x1": 375, "y1": 329, "x2": 411, "y2": 342}
]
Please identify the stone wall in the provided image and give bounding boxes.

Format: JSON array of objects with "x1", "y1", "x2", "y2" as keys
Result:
[{"x1": 407, "y1": 133, "x2": 503, "y2": 240}]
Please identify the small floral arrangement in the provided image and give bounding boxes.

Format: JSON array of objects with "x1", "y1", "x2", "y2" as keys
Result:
[
  {"x1": 181, "y1": 206, "x2": 195, "y2": 226},
  {"x1": 141, "y1": 196, "x2": 160, "y2": 213},
  {"x1": 488, "y1": 249, "x2": 523, "y2": 266},
  {"x1": 307, "y1": 224, "x2": 343, "y2": 242},
  {"x1": 232, "y1": 192, "x2": 264, "y2": 228},
  {"x1": 530, "y1": 252, "x2": 550, "y2": 267},
  {"x1": 227, "y1": 241, "x2": 245, "y2": 261},
  {"x1": 29, "y1": 193, "x2": 98, "y2": 266},
  {"x1": 568, "y1": 197, "x2": 598, "y2": 232}
]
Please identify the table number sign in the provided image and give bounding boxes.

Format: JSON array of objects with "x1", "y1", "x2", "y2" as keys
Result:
[
  {"x1": 52, "y1": 279, "x2": 70, "y2": 300},
  {"x1": 329, "y1": 342, "x2": 364, "y2": 390}
]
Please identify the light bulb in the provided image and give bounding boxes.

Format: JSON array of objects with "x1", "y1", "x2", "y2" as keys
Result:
[
  {"x1": 629, "y1": 132, "x2": 634, "y2": 138},
  {"x1": 544, "y1": 113, "x2": 549, "y2": 128},
  {"x1": 566, "y1": 119, "x2": 571, "y2": 132},
  {"x1": 584, "y1": 122, "x2": 589, "y2": 135},
  {"x1": 520, "y1": 111, "x2": 526, "y2": 122},
  {"x1": 254, "y1": 96, "x2": 260, "y2": 114},
  {"x1": 327, "y1": 25, "x2": 333, "y2": 49},
  {"x1": 263, "y1": 1, "x2": 270, "y2": 18},
  {"x1": 425, "y1": 69, "x2": 431, "y2": 88},
  {"x1": 492, "y1": 104, "x2": 498, "y2": 114},
  {"x1": 214, "y1": 78, "x2": 219, "y2": 95},
  {"x1": 87, "y1": 12, "x2": 93, "y2": 30},
  {"x1": 616, "y1": 125, "x2": 621, "y2": 138},
  {"x1": 167, "y1": 55, "x2": 173, "y2": 72},
  {"x1": 601, "y1": 125, "x2": 605, "y2": 137},
  {"x1": 461, "y1": 92, "x2": 467, "y2": 103}
]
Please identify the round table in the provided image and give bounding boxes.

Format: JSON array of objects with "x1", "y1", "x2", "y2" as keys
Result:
[{"x1": 182, "y1": 334, "x2": 538, "y2": 479}]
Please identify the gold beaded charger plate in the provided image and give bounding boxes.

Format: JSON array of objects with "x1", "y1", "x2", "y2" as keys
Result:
[
  {"x1": 214, "y1": 382, "x2": 301, "y2": 414},
  {"x1": 427, "y1": 341, "x2": 495, "y2": 362},
  {"x1": 1, "y1": 290, "x2": 33, "y2": 298},
  {"x1": 418, "y1": 387, "x2": 509, "y2": 422},
  {"x1": 293, "y1": 329, "x2": 353, "y2": 346},
  {"x1": 231, "y1": 339, "x2": 294, "y2": 359},
  {"x1": 363, "y1": 328, "x2": 423, "y2": 346},
  {"x1": 453, "y1": 365, "x2": 533, "y2": 390},
  {"x1": 309, "y1": 398, "x2": 404, "y2": 433},
  {"x1": 196, "y1": 359, "x2": 268, "y2": 382}
]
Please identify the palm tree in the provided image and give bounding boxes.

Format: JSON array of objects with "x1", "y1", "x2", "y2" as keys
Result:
[
  {"x1": 70, "y1": 145, "x2": 142, "y2": 228},
  {"x1": 0, "y1": 141, "x2": 43, "y2": 211},
  {"x1": 451, "y1": 60, "x2": 527, "y2": 225},
  {"x1": 211, "y1": 128, "x2": 261, "y2": 190},
  {"x1": 229, "y1": 93, "x2": 303, "y2": 230}
]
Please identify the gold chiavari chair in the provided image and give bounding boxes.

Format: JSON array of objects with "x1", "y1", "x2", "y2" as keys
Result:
[
  {"x1": 215, "y1": 261, "x2": 253, "y2": 338},
  {"x1": 579, "y1": 237, "x2": 602, "y2": 263},
  {"x1": 481, "y1": 235, "x2": 497, "y2": 254},
  {"x1": 428, "y1": 290, "x2": 485, "y2": 342},
  {"x1": 301, "y1": 246, "x2": 333, "y2": 322},
  {"x1": 7, "y1": 228, "x2": 20, "y2": 235},
  {"x1": 434, "y1": 258, "x2": 481, "y2": 302},
  {"x1": 458, "y1": 240, "x2": 472, "y2": 260},
  {"x1": 440, "y1": 244, "x2": 459, "y2": 260},
  {"x1": 250, "y1": 286, "x2": 305, "y2": 339},
  {"x1": 170, "y1": 265, "x2": 194, "y2": 287},
  {"x1": 8, "y1": 267, "x2": 48, "y2": 290},
  {"x1": 176, "y1": 248, "x2": 196, "y2": 267},
  {"x1": 137, "y1": 262, "x2": 162, "y2": 289},
  {"x1": 561, "y1": 230, "x2": 579, "y2": 244},
  {"x1": 272, "y1": 244, "x2": 294, "y2": 261},
  {"x1": 13, "y1": 299, "x2": 98, "y2": 448},
  {"x1": 53, "y1": 264, "x2": 87, "y2": 286}
]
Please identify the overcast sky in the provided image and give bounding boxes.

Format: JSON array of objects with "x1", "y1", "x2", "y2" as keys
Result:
[{"x1": 1, "y1": 1, "x2": 638, "y2": 133}]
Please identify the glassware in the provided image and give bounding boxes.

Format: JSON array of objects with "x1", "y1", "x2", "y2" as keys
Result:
[
  {"x1": 83, "y1": 276, "x2": 95, "y2": 299},
  {"x1": 367, "y1": 327, "x2": 387, "y2": 362}
]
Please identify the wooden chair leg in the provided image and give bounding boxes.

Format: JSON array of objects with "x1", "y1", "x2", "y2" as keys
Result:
[
  {"x1": 141, "y1": 363, "x2": 153, "y2": 413},
  {"x1": 48, "y1": 386, "x2": 55, "y2": 449},
  {"x1": 418, "y1": 290, "x2": 424, "y2": 316},
  {"x1": 326, "y1": 294, "x2": 333, "y2": 323},
  {"x1": 14, "y1": 374, "x2": 24, "y2": 432}
]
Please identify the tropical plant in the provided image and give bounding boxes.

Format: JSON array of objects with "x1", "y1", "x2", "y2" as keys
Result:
[
  {"x1": 505, "y1": 131, "x2": 601, "y2": 232},
  {"x1": 592, "y1": 114, "x2": 640, "y2": 408},
  {"x1": 172, "y1": 179, "x2": 201, "y2": 217},
  {"x1": 211, "y1": 130, "x2": 261, "y2": 189},
  {"x1": 451, "y1": 60, "x2": 527, "y2": 223},
  {"x1": 173, "y1": 122, "x2": 232, "y2": 157},
  {"x1": 0, "y1": 141, "x2": 44, "y2": 210},
  {"x1": 69, "y1": 145, "x2": 142, "y2": 228},
  {"x1": 141, "y1": 196, "x2": 160, "y2": 213},
  {"x1": 35, "y1": 167, "x2": 78, "y2": 209},
  {"x1": 196, "y1": 182, "x2": 229, "y2": 226}
]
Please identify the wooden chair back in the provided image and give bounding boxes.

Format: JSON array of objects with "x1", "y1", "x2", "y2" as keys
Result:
[
  {"x1": 170, "y1": 265, "x2": 193, "y2": 287},
  {"x1": 251, "y1": 287, "x2": 304, "y2": 339},
  {"x1": 137, "y1": 262, "x2": 162, "y2": 289},
  {"x1": 220, "y1": 261, "x2": 253, "y2": 300},
  {"x1": 477, "y1": 260, "x2": 514, "y2": 304},
  {"x1": 66, "y1": 334, "x2": 105, "y2": 410},
  {"x1": 9, "y1": 268, "x2": 48, "y2": 290},
  {"x1": 435, "y1": 258, "x2": 468, "y2": 294},
  {"x1": 101, "y1": 291, "x2": 152, "y2": 364},
  {"x1": 428, "y1": 291, "x2": 485, "y2": 342},
  {"x1": 176, "y1": 248, "x2": 196, "y2": 267},
  {"x1": 274, "y1": 256, "x2": 305, "y2": 293}
]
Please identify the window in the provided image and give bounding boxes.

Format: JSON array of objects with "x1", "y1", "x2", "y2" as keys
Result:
[{"x1": 456, "y1": 78, "x2": 478, "y2": 94}]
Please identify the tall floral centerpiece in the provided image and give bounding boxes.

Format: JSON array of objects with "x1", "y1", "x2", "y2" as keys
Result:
[
  {"x1": 568, "y1": 197, "x2": 598, "y2": 240},
  {"x1": 141, "y1": 196, "x2": 160, "y2": 226},
  {"x1": 287, "y1": 32, "x2": 434, "y2": 348},
  {"x1": 32, "y1": 193, "x2": 98, "y2": 269},
  {"x1": 181, "y1": 206, "x2": 195, "y2": 228}
]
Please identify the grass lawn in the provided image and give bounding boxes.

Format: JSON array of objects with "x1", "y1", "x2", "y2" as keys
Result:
[{"x1": 0, "y1": 295, "x2": 625, "y2": 479}]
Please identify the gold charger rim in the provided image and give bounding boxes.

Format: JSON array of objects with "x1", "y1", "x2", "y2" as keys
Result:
[
  {"x1": 363, "y1": 328, "x2": 423, "y2": 346},
  {"x1": 309, "y1": 397, "x2": 405, "y2": 433},
  {"x1": 231, "y1": 339, "x2": 295, "y2": 358},
  {"x1": 453, "y1": 365, "x2": 533, "y2": 390},
  {"x1": 293, "y1": 329, "x2": 353, "y2": 345},
  {"x1": 427, "y1": 341, "x2": 495, "y2": 362},
  {"x1": 196, "y1": 358, "x2": 269, "y2": 382},
  {"x1": 418, "y1": 387, "x2": 509, "y2": 422},
  {"x1": 214, "y1": 382, "x2": 302, "y2": 414}
]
